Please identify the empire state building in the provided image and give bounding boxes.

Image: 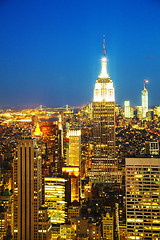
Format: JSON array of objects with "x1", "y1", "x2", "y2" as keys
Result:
[{"x1": 91, "y1": 37, "x2": 116, "y2": 183}]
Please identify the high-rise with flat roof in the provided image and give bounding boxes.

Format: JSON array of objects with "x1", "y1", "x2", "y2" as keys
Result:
[
  {"x1": 13, "y1": 138, "x2": 42, "y2": 240},
  {"x1": 44, "y1": 176, "x2": 66, "y2": 224},
  {"x1": 124, "y1": 101, "x2": 131, "y2": 118},
  {"x1": 126, "y1": 158, "x2": 160, "y2": 239},
  {"x1": 68, "y1": 130, "x2": 81, "y2": 167}
]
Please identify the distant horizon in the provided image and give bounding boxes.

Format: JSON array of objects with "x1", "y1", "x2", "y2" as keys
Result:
[
  {"x1": 0, "y1": 0, "x2": 160, "y2": 107},
  {"x1": 0, "y1": 102, "x2": 159, "y2": 111}
]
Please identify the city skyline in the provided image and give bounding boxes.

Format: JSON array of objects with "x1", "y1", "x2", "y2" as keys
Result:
[{"x1": 0, "y1": 0, "x2": 160, "y2": 108}]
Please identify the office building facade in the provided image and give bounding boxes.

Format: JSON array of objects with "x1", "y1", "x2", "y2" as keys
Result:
[
  {"x1": 126, "y1": 158, "x2": 160, "y2": 239},
  {"x1": 124, "y1": 101, "x2": 131, "y2": 118},
  {"x1": 44, "y1": 176, "x2": 66, "y2": 224},
  {"x1": 13, "y1": 138, "x2": 42, "y2": 240},
  {"x1": 68, "y1": 130, "x2": 81, "y2": 167}
]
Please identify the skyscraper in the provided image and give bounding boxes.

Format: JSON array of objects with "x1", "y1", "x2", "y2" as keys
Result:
[
  {"x1": 142, "y1": 81, "x2": 148, "y2": 118},
  {"x1": 62, "y1": 166, "x2": 80, "y2": 203},
  {"x1": 126, "y1": 158, "x2": 160, "y2": 239},
  {"x1": 44, "y1": 176, "x2": 66, "y2": 224},
  {"x1": 137, "y1": 106, "x2": 143, "y2": 120},
  {"x1": 124, "y1": 100, "x2": 131, "y2": 118},
  {"x1": 13, "y1": 138, "x2": 42, "y2": 240},
  {"x1": 90, "y1": 37, "x2": 116, "y2": 183},
  {"x1": 68, "y1": 130, "x2": 81, "y2": 167}
]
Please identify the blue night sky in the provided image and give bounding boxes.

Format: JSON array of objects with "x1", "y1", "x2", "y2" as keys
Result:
[{"x1": 0, "y1": 0, "x2": 160, "y2": 108}]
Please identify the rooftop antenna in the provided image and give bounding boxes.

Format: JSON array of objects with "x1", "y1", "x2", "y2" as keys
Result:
[
  {"x1": 144, "y1": 79, "x2": 149, "y2": 89},
  {"x1": 103, "y1": 35, "x2": 105, "y2": 57}
]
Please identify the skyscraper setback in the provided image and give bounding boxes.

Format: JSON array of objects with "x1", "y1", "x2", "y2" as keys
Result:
[{"x1": 90, "y1": 37, "x2": 116, "y2": 183}]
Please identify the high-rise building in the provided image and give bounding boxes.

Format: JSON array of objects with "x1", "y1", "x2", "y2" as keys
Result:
[
  {"x1": 41, "y1": 123, "x2": 62, "y2": 173},
  {"x1": 124, "y1": 101, "x2": 131, "y2": 118},
  {"x1": 13, "y1": 138, "x2": 42, "y2": 240},
  {"x1": 142, "y1": 82, "x2": 148, "y2": 118},
  {"x1": 68, "y1": 130, "x2": 81, "y2": 167},
  {"x1": 44, "y1": 176, "x2": 66, "y2": 224},
  {"x1": 130, "y1": 107, "x2": 134, "y2": 118},
  {"x1": 90, "y1": 37, "x2": 116, "y2": 183},
  {"x1": 38, "y1": 206, "x2": 51, "y2": 240},
  {"x1": 0, "y1": 189, "x2": 13, "y2": 235},
  {"x1": 0, "y1": 207, "x2": 8, "y2": 239},
  {"x1": 58, "y1": 113, "x2": 64, "y2": 159},
  {"x1": 102, "y1": 210, "x2": 114, "y2": 240},
  {"x1": 137, "y1": 106, "x2": 143, "y2": 120},
  {"x1": 62, "y1": 167, "x2": 80, "y2": 203},
  {"x1": 126, "y1": 158, "x2": 160, "y2": 239}
]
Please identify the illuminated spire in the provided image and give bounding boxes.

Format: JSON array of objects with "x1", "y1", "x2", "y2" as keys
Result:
[{"x1": 99, "y1": 35, "x2": 109, "y2": 78}]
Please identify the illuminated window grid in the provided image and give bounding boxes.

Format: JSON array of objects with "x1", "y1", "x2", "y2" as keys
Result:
[
  {"x1": 69, "y1": 130, "x2": 81, "y2": 167},
  {"x1": 44, "y1": 177, "x2": 66, "y2": 224},
  {"x1": 126, "y1": 158, "x2": 160, "y2": 240}
]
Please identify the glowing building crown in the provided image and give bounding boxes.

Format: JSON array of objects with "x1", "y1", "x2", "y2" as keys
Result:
[
  {"x1": 93, "y1": 36, "x2": 115, "y2": 102},
  {"x1": 34, "y1": 123, "x2": 42, "y2": 136}
]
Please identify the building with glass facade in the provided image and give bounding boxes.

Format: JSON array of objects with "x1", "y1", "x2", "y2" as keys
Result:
[
  {"x1": 126, "y1": 158, "x2": 160, "y2": 239},
  {"x1": 68, "y1": 130, "x2": 81, "y2": 167},
  {"x1": 124, "y1": 101, "x2": 131, "y2": 118},
  {"x1": 44, "y1": 176, "x2": 66, "y2": 224}
]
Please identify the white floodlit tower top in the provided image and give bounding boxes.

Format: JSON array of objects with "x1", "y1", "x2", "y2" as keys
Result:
[
  {"x1": 98, "y1": 36, "x2": 109, "y2": 79},
  {"x1": 93, "y1": 36, "x2": 115, "y2": 102}
]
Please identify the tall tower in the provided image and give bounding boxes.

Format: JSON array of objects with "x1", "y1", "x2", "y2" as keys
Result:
[
  {"x1": 91, "y1": 37, "x2": 116, "y2": 183},
  {"x1": 13, "y1": 138, "x2": 42, "y2": 240},
  {"x1": 142, "y1": 80, "x2": 148, "y2": 118}
]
